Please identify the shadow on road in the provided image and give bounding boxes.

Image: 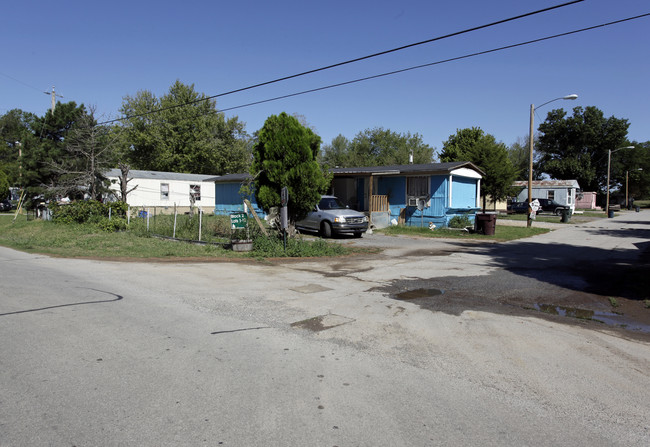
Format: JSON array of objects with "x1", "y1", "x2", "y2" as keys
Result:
[{"x1": 0, "y1": 288, "x2": 123, "y2": 317}]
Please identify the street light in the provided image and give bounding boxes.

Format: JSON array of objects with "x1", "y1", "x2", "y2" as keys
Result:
[
  {"x1": 527, "y1": 94, "x2": 578, "y2": 227},
  {"x1": 606, "y1": 146, "x2": 635, "y2": 216}
]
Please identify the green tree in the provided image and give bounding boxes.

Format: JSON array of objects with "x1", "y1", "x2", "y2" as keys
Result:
[
  {"x1": 119, "y1": 80, "x2": 250, "y2": 175},
  {"x1": 251, "y1": 112, "x2": 331, "y2": 227},
  {"x1": 615, "y1": 140, "x2": 650, "y2": 202},
  {"x1": 0, "y1": 109, "x2": 39, "y2": 186},
  {"x1": 50, "y1": 110, "x2": 120, "y2": 200},
  {"x1": 0, "y1": 170, "x2": 9, "y2": 200},
  {"x1": 319, "y1": 134, "x2": 351, "y2": 168},
  {"x1": 23, "y1": 101, "x2": 87, "y2": 202},
  {"x1": 537, "y1": 106, "x2": 630, "y2": 193},
  {"x1": 441, "y1": 127, "x2": 517, "y2": 210},
  {"x1": 321, "y1": 128, "x2": 434, "y2": 168},
  {"x1": 507, "y1": 136, "x2": 543, "y2": 181}
]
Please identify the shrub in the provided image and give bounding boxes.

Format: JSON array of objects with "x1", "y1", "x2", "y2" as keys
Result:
[
  {"x1": 95, "y1": 217, "x2": 127, "y2": 232},
  {"x1": 448, "y1": 212, "x2": 473, "y2": 229},
  {"x1": 50, "y1": 200, "x2": 128, "y2": 230}
]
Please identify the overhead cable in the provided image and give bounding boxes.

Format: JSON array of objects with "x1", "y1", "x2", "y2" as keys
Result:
[
  {"x1": 214, "y1": 13, "x2": 650, "y2": 114},
  {"x1": 98, "y1": 0, "x2": 584, "y2": 125}
]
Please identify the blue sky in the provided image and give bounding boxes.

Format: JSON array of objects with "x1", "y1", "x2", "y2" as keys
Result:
[{"x1": 2, "y1": 0, "x2": 648, "y2": 154}]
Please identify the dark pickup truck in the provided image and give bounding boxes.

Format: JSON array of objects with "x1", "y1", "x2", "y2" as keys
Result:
[{"x1": 508, "y1": 199, "x2": 570, "y2": 215}]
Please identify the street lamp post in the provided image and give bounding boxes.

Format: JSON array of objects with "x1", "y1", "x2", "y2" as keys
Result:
[
  {"x1": 527, "y1": 94, "x2": 578, "y2": 227},
  {"x1": 606, "y1": 146, "x2": 635, "y2": 216}
]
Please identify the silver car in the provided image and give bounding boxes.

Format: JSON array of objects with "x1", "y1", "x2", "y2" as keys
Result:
[{"x1": 296, "y1": 195, "x2": 368, "y2": 238}]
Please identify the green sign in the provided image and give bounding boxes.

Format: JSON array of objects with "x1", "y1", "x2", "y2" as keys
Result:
[{"x1": 230, "y1": 212, "x2": 247, "y2": 229}]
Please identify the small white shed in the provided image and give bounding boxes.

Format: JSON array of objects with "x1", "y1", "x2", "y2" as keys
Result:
[
  {"x1": 105, "y1": 169, "x2": 218, "y2": 213},
  {"x1": 513, "y1": 179, "x2": 581, "y2": 212}
]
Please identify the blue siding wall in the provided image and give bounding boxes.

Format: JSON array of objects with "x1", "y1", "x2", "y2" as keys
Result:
[
  {"x1": 378, "y1": 177, "x2": 405, "y2": 205},
  {"x1": 452, "y1": 176, "x2": 477, "y2": 208},
  {"x1": 374, "y1": 175, "x2": 451, "y2": 228},
  {"x1": 402, "y1": 176, "x2": 448, "y2": 228},
  {"x1": 214, "y1": 183, "x2": 265, "y2": 217}
]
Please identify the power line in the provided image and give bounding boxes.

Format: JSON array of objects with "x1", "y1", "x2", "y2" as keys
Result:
[
  {"x1": 98, "y1": 0, "x2": 584, "y2": 126},
  {"x1": 104, "y1": 12, "x2": 648, "y2": 125},
  {"x1": 0, "y1": 72, "x2": 47, "y2": 94},
  {"x1": 214, "y1": 13, "x2": 650, "y2": 115}
]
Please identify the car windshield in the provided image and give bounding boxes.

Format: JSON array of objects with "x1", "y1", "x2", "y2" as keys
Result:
[{"x1": 319, "y1": 197, "x2": 346, "y2": 210}]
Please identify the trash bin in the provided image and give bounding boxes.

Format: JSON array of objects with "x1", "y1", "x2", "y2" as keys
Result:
[
  {"x1": 138, "y1": 210, "x2": 148, "y2": 218},
  {"x1": 607, "y1": 209, "x2": 615, "y2": 218},
  {"x1": 475, "y1": 213, "x2": 497, "y2": 235},
  {"x1": 560, "y1": 208, "x2": 572, "y2": 223},
  {"x1": 635, "y1": 206, "x2": 640, "y2": 213}
]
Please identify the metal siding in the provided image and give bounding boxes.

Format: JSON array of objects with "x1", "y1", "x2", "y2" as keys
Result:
[
  {"x1": 429, "y1": 176, "x2": 446, "y2": 217},
  {"x1": 452, "y1": 177, "x2": 477, "y2": 208},
  {"x1": 378, "y1": 176, "x2": 405, "y2": 217},
  {"x1": 214, "y1": 183, "x2": 264, "y2": 216},
  {"x1": 402, "y1": 176, "x2": 446, "y2": 227}
]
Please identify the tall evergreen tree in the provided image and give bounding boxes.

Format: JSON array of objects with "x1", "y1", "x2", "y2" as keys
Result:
[{"x1": 251, "y1": 112, "x2": 330, "y2": 227}]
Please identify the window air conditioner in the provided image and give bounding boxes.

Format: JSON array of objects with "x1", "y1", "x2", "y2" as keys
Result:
[{"x1": 407, "y1": 197, "x2": 418, "y2": 207}]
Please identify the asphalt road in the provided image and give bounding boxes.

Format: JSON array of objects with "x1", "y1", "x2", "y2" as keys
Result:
[{"x1": 1, "y1": 211, "x2": 649, "y2": 446}]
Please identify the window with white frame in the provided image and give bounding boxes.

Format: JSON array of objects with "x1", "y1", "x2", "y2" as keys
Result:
[
  {"x1": 407, "y1": 176, "x2": 429, "y2": 197},
  {"x1": 161, "y1": 183, "x2": 169, "y2": 200},
  {"x1": 190, "y1": 184, "x2": 201, "y2": 202},
  {"x1": 567, "y1": 189, "x2": 572, "y2": 204},
  {"x1": 547, "y1": 190, "x2": 555, "y2": 200}
]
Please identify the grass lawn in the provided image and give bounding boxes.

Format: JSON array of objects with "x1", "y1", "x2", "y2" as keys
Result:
[
  {"x1": 0, "y1": 215, "x2": 357, "y2": 259},
  {"x1": 498, "y1": 213, "x2": 565, "y2": 223},
  {"x1": 0, "y1": 215, "x2": 235, "y2": 259}
]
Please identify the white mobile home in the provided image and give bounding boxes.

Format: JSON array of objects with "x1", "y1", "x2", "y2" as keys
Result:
[
  {"x1": 105, "y1": 169, "x2": 218, "y2": 213},
  {"x1": 513, "y1": 180, "x2": 580, "y2": 212}
]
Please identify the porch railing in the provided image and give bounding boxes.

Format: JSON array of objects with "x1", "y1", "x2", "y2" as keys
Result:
[{"x1": 370, "y1": 195, "x2": 389, "y2": 212}]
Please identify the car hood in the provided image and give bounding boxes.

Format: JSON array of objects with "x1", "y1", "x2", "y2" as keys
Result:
[{"x1": 318, "y1": 208, "x2": 365, "y2": 217}]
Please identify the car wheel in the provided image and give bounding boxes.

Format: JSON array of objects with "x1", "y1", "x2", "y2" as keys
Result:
[
  {"x1": 553, "y1": 208, "x2": 560, "y2": 215},
  {"x1": 321, "y1": 221, "x2": 332, "y2": 238}
]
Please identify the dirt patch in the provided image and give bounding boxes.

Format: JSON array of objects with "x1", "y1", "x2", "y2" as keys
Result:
[{"x1": 290, "y1": 314, "x2": 356, "y2": 332}]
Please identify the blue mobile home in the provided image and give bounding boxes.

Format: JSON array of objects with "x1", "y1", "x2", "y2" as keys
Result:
[
  {"x1": 213, "y1": 162, "x2": 483, "y2": 228},
  {"x1": 329, "y1": 162, "x2": 483, "y2": 228}
]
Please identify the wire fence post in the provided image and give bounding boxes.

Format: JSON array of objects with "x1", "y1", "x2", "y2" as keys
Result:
[
  {"x1": 173, "y1": 203, "x2": 177, "y2": 239},
  {"x1": 198, "y1": 207, "x2": 203, "y2": 242}
]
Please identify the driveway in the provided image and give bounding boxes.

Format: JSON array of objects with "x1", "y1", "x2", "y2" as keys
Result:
[{"x1": 327, "y1": 209, "x2": 650, "y2": 334}]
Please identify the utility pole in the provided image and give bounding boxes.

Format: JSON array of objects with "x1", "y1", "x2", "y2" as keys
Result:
[
  {"x1": 44, "y1": 86, "x2": 63, "y2": 113},
  {"x1": 15, "y1": 141, "x2": 22, "y2": 187}
]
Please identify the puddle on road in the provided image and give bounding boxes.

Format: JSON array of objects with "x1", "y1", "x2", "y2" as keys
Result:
[
  {"x1": 534, "y1": 304, "x2": 595, "y2": 319},
  {"x1": 395, "y1": 288, "x2": 444, "y2": 300},
  {"x1": 533, "y1": 303, "x2": 650, "y2": 333}
]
